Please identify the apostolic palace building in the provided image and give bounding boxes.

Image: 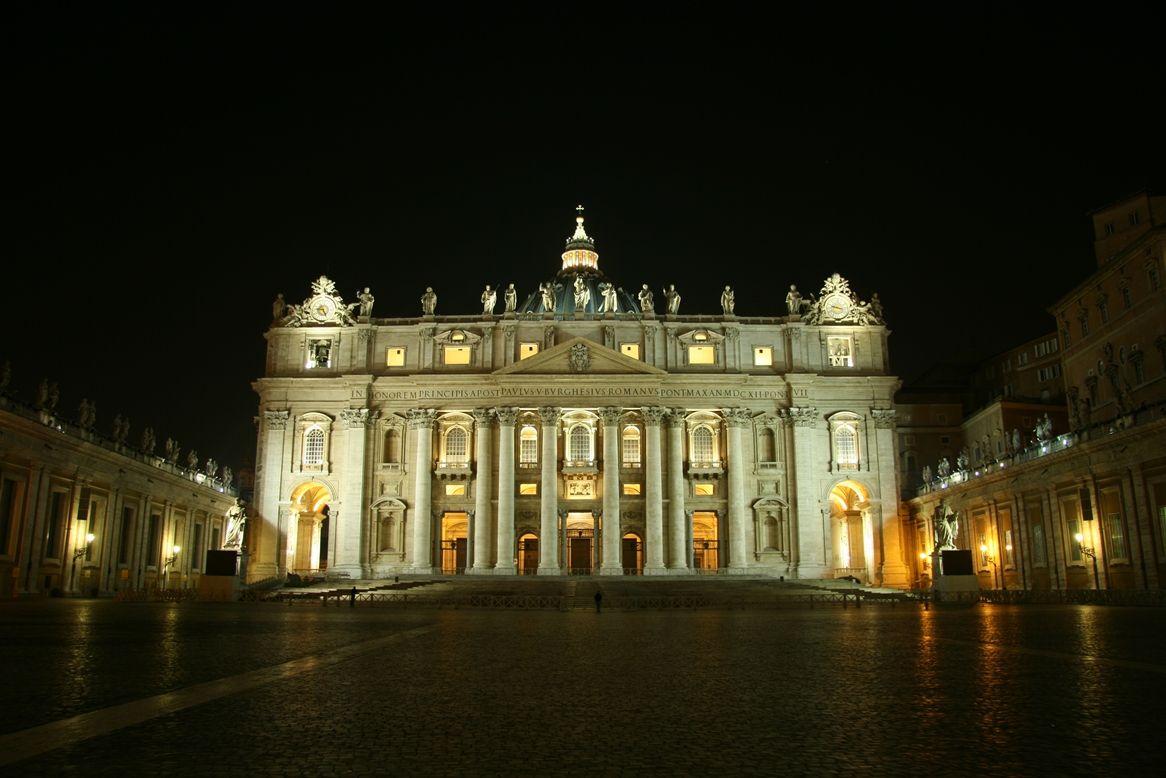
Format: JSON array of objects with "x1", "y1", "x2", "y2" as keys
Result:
[{"x1": 250, "y1": 209, "x2": 909, "y2": 584}]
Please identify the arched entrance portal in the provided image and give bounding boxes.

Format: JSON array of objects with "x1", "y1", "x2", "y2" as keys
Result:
[
  {"x1": 829, "y1": 480, "x2": 872, "y2": 583},
  {"x1": 517, "y1": 532, "x2": 539, "y2": 575},
  {"x1": 621, "y1": 532, "x2": 643, "y2": 575},
  {"x1": 441, "y1": 513, "x2": 469, "y2": 575},
  {"x1": 692, "y1": 512, "x2": 720, "y2": 572},
  {"x1": 566, "y1": 513, "x2": 595, "y2": 575},
  {"x1": 287, "y1": 481, "x2": 333, "y2": 574}
]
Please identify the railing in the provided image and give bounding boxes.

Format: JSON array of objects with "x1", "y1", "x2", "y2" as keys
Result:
[
  {"x1": 979, "y1": 588, "x2": 1166, "y2": 607},
  {"x1": 114, "y1": 587, "x2": 200, "y2": 602},
  {"x1": 310, "y1": 590, "x2": 890, "y2": 610}
]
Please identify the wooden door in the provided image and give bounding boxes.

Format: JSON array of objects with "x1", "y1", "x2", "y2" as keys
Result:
[{"x1": 570, "y1": 538, "x2": 592, "y2": 573}]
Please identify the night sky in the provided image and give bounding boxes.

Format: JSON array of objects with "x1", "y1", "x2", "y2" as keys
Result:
[{"x1": 7, "y1": 5, "x2": 1164, "y2": 471}]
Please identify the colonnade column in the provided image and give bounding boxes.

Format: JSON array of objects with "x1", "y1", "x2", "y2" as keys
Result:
[
  {"x1": 599, "y1": 407, "x2": 623, "y2": 574},
  {"x1": 334, "y1": 408, "x2": 371, "y2": 579},
  {"x1": 471, "y1": 409, "x2": 494, "y2": 572},
  {"x1": 253, "y1": 410, "x2": 289, "y2": 580},
  {"x1": 666, "y1": 408, "x2": 689, "y2": 571},
  {"x1": 725, "y1": 408, "x2": 751, "y2": 571},
  {"x1": 408, "y1": 409, "x2": 436, "y2": 573},
  {"x1": 537, "y1": 407, "x2": 560, "y2": 574},
  {"x1": 642, "y1": 406, "x2": 667, "y2": 574},
  {"x1": 494, "y1": 408, "x2": 517, "y2": 574}
]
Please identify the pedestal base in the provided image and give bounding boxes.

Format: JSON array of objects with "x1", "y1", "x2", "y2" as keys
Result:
[{"x1": 933, "y1": 574, "x2": 980, "y2": 605}]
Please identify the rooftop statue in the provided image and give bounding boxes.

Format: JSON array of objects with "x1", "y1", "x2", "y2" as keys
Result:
[
  {"x1": 539, "y1": 281, "x2": 560, "y2": 313},
  {"x1": 421, "y1": 287, "x2": 437, "y2": 316},
  {"x1": 573, "y1": 276, "x2": 591, "y2": 311},
  {"x1": 870, "y1": 292, "x2": 884, "y2": 323},
  {"x1": 187, "y1": 450, "x2": 199, "y2": 471},
  {"x1": 663, "y1": 284, "x2": 681, "y2": 315},
  {"x1": 785, "y1": 285, "x2": 802, "y2": 315},
  {"x1": 141, "y1": 426, "x2": 156, "y2": 456},
  {"x1": 638, "y1": 284, "x2": 655, "y2": 314},
  {"x1": 272, "y1": 293, "x2": 286, "y2": 322},
  {"x1": 599, "y1": 282, "x2": 619, "y2": 313},
  {"x1": 503, "y1": 283, "x2": 517, "y2": 313},
  {"x1": 936, "y1": 456, "x2": 950, "y2": 478},
  {"x1": 721, "y1": 286, "x2": 735, "y2": 316},
  {"x1": 222, "y1": 466, "x2": 233, "y2": 491},
  {"x1": 356, "y1": 287, "x2": 375, "y2": 317},
  {"x1": 481, "y1": 284, "x2": 497, "y2": 316}
]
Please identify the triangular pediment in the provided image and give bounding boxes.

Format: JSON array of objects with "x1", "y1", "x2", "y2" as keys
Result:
[{"x1": 494, "y1": 337, "x2": 666, "y2": 376}]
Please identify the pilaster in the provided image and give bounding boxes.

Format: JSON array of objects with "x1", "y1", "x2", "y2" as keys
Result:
[
  {"x1": 408, "y1": 409, "x2": 436, "y2": 573},
  {"x1": 642, "y1": 406, "x2": 667, "y2": 574},
  {"x1": 599, "y1": 407, "x2": 623, "y2": 574},
  {"x1": 333, "y1": 408, "x2": 371, "y2": 579},
  {"x1": 471, "y1": 409, "x2": 494, "y2": 572},
  {"x1": 724, "y1": 408, "x2": 752, "y2": 571},
  {"x1": 494, "y1": 408, "x2": 517, "y2": 573},
  {"x1": 537, "y1": 407, "x2": 561, "y2": 574},
  {"x1": 666, "y1": 408, "x2": 689, "y2": 571}
]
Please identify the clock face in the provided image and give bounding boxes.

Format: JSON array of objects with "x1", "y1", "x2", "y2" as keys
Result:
[
  {"x1": 823, "y1": 292, "x2": 850, "y2": 320},
  {"x1": 308, "y1": 295, "x2": 335, "y2": 322}
]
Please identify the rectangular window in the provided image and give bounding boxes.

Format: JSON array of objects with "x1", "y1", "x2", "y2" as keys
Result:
[
  {"x1": 445, "y1": 484, "x2": 466, "y2": 496},
  {"x1": 753, "y1": 346, "x2": 773, "y2": 366},
  {"x1": 1030, "y1": 521, "x2": 1047, "y2": 567},
  {"x1": 443, "y1": 346, "x2": 472, "y2": 365},
  {"x1": 827, "y1": 337, "x2": 854, "y2": 367},
  {"x1": 1099, "y1": 304, "x2": 1110, "y2": 324},
  {"x1": 622, "y1": 483, "x2": 641, "y2": 496},
  {"x1": 939, "y1": 435, "x2": 950, "y2": 444},
  {"x1": 45, "y1": 491, "x2": 69, "y2": 559},
  {"x1": 0, "y1": 478, "x2": 17, "y2": 555},
  {"x1": 687, "y1": 345, "x2": 715, "y2": 365},
  {"x1": 118, "y1": 507, "x2": 134, "y2": 564},
  {"x1": 693, "y1": 483, "x2": 714, "y2": 497},
  {"x1": 85, "y1": 500, "x2": 98, "y2": 561},
  {"x1": 1121, "y1": 286, "x2": 1133, "y2": 309},
  {"x1": 385, "y1": 347, "x2": 406, "y2": 367},
  {"x1": 1065, "y1": 511, "x2": 1083, "y2": 563},
  {"x1": 519, "y1": 342, "x2": 540, "y2": 360},
  {"x1": 1100, "y1": 488, "x2": 1127, "y2": 560},
  {"x1": 1133, "y1": 359, "x2": 1145, "y2": 384},
  {"x1": 1004, "y1": 529, "x2": 1014, "y2": 568},
  {"x1": 192, "y1": 524, "x2": 204, "y2": 570},
  {"x1": 1080, "y1": 318, "x2": 1089, "y2": 338},
  {"x1": 519, "y1": 427, "x2": 538, "y2": 465},
  {"x1": 1017, "y1": 352, "x2": 1029, "y2": 366},
  {"x1": 149, "y1": 513, "x2": 162, "y2": 564},
  {"x1": 620, "y1": 343, "x2": 640, "y2": 360},
  {"x1": 519, "y1": 483, "x2": 538, "y2": 496},
  {"x1": 307, "y1": 338, "x2": 332, "y2": 369}
]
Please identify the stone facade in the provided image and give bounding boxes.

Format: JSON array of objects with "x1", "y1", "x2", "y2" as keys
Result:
[
  {"x1": 250, "y1": 212, "x2": 909, "y2": 585},
  {"x1": 0, "y1": 398, "x2": 239, "y2": 598}
]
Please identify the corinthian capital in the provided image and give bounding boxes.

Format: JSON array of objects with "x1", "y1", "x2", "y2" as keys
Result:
[
  {"x1": 537, "y1": 406, "x2": 561, "y2": 425},
  {"x1": 722, "y1": 407, "x2": 753, "y2": 428},
  {"x1": 494, "y1": 407, "x2": 518, "y2": 426},
  {"x1": 598, "y1": 407, "x2": 624, "y2": 426},
  {"x1": 641, "y1": 406, "x2": 668, "y2": 425},
  {"x1": 782, "y1": 407, "x2": 819, "y2": 428},
  {"x1": 406, "y1": 408, "x2": 437, "y2": 429},
  {"x1": 472, "y1": 408, "x2": 494, "y2": 428},
  {"x1": 870, "y1": 408, "x2": 897, "y2": 429},
  {"x1": 340, "y1": 408, "x2": 372, "y2": 428},
  {"x1": 665, "y1": 407, "x2": 687, "y2": 427},
  {"x1": 264, "y1": 410, "x2": 290, "y2": 430}
]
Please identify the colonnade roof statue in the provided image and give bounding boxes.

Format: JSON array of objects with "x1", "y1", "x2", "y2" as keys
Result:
[{"x1": 266, "y1": 207, "x2": 888, "y2": 325}]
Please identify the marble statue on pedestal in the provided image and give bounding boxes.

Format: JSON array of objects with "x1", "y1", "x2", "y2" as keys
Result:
[
  {"x1": 222, "y1": 466, "x2": 233, "y2": 490},
  {"x1": 936, "y1": 457, "x2": 951, "y2": 478},
  {"x1": 573, "y1": 276, "x2": 591, "y2": 311},
  {"x1": 421, "y1": 287, "x2": 437, "y2": 316},
  {"x1": 503, "y1": 284, "x2": 517, "y2": 313},
  {"x1": 164, "y1": 438, "x2": 179, "y2": 464},
  {"x1": 922, "y1": 465, "x2": 932, "y2": 485},
  {"x1": 933, "y1": 501, "x2": 960, "y2": 552},
  {"x1": 598, "y1": 282, "x2": 618, "y2": 313},
  {"x1": 223, "y1": 499, "x2": 247, "y2": 551},
  {"x1": 1011, "y1": 428, "x2": 1022, "y2": 452},
  {"x1": 539, "y1": 282, "x2": 559, "y2": 313},
  {"x1": 663, "y1": 284, "x2": 681, "y2": 315},
  {"x1": 141, "y1": 427, "x2": 156, "y2": 456},
  {"x1": 272, "y1": 294, "x2": 286, "y2": 322},
  {"x1": 721, "y1": 286, "x2": 735, "y2": 315},
  {"x1": 955, "y1": 449, "x2": 969, "y2": 472},
  {"x1": 638, "y1": 284, "x2": 655, "y2": 314},
  {"x1": 481, "y1": 285, "x2": 497, "y2": 316},
  {"x1": 785, "y1": 285, "x2": 802, "y2": 315},
  {"x1": 356, "y1": 288, "x2": 375, "y2": 317}
]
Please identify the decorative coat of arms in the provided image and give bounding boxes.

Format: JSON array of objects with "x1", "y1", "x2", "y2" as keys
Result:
[
  {"x1": 803, "y1": 273, "x2": 884, "y2": 326},
  {"x1": 283, "y1": 275, "x2": 357, "y2": 327},
  {"x1": 568, "y1": 342, "x2": 591, "y2": 372}
]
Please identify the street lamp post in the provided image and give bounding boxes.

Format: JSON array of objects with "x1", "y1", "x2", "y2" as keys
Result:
[
  {"x1": 71, "y1": 533, "x2": 96, "y2": 593},
  {"x1": 979, "y1": 544, "x2": 999, "y2": 590},
  {"x1": 162, "y1": 544, "x2": 181, "y2": 590},
  {"x1": 1074, "y1": 532, "x2": 1100, "y2": 590}
]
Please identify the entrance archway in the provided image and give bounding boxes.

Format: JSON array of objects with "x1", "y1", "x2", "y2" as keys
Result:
[
  {"x1": 621, "y1": 532, "x2": 643, "y2": 575},
  {"x1": 287, "y1": 481, "x2": 334, "y2": 573},
  {"x1": 692, "y1": 512, "x2": 719, "y2": 572},
  {"x1": 441, "y1": 513, "x2": 469, "y2": 575},
  {"x1": 566, "y1": 513, "x2": 595, "y2": 575},
  {"x1": 829, "y1": 480, "x2": 871, "y2": 582},
  {"x1": 517, "y1": 532, "x2": 539, "y2": 575}
]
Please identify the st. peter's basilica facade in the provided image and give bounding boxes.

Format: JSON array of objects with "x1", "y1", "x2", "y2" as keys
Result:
[{"x1": 250, "y1": 209, "x2": 908, "y2": 585}]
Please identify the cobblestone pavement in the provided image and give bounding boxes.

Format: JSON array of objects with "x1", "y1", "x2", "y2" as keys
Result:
[{"x1": 2, "y1": 594, "x2": 1165, "y2": 775}]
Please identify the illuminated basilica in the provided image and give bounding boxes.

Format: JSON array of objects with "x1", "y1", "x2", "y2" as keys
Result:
[{"x1": 250, "y1": 209, "x2": 909, "y2": 584}]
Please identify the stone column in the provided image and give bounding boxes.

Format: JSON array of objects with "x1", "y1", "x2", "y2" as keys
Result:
[
  {"x1": 537, "y1": 407, "x2": 561, "y2": 574},
  {"x1": 725, "y1": 408, "x2": 751, "y2": 571},
  {"x1": 871, "y1": 408, "x2": 908, "y2": 587},
  {"x1": 18, "y1": 465, "x2": 46, "y2": 594},
  {"x1": 599, "y1": 407, "x2": 623, "y2": 575},
  {"x1": 642, "y1": 406, "x2": 667, "y2": 574},
  {"x1": 494, "y1": 408, "x2": 517, "y2": 574},
  {"x1": 333, "y1": 408, "x2": 371, "y2": 579},
  {"x1": 471, "y1": 409, "x2": 494, "y2": 572},
  {"x1": 253, "y1": 410, "x2": 289, "y2": 580},
  {"x1": 408, "y1": 409, "x2": 436, "y2": 573},
  {"x1": 666, "y1": 408, "x2": 689, "y2": 571},
  {"x1": 787, "y1": 407, "x2": 827, "y2": 578}
]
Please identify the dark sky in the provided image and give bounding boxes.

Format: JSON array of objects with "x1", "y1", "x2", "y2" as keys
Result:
[{"x1": 6, "y1": 4, "x2": 1164, "y2": 470}]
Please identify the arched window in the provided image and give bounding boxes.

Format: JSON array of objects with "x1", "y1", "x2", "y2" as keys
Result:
[
  {"x1": 691, "y1": 426, "x2": 715, "y2": 464},
  {"x1": 304, "y1": 427, "x2": 325, "y2": 467},
  {"x1": 622, "y1": 425, "x2": 641, "y2": 465},
  {"x1": 833, "y1": 424, "x2": 858, "y2": 468},
  {"x1": 382, "y1": 428, "x2": 401, "y2": 464},
  {"x1": 568, "y1": 424, "x2": 592, "y2": 463},
  {"x1": 444, "y1": 426, "x2": 468, "y2": 464},
  {"x1": 758, "y1": 427, "x2": 775, "y2": 462},
  {"x1": 519, "y1": 425, "x2": 538, "y2": 464}
]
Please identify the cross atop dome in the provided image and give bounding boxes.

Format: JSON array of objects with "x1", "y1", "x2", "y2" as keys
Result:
[{"x1": 562, "y1": 204, "x2": 599, "y2": 272}]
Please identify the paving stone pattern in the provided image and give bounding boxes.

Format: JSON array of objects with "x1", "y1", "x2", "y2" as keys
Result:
[{"x1": 2, "y1": 587, "x2": 1165, "y2": 775}]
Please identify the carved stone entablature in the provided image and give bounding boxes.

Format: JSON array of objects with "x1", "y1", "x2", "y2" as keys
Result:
[
  {"x1": 568, "y1": 342, "x2": 591, "y2": 373},
  {"x1": 284, "y1": 275, "x2": 357, "y2": 328},
  {"x1": 494, "y1": 407, "x2": 518, "y2": 426},
  {"x1": 722, "y1": 408, "x2": 753, "y2": 428},
  {"x1": 870, "y1": 408, "x2": 897, "y2": 429},
  {"x1": 406, "y1": 408, "x2": 437, "y2": 430},
  {"x1": 803, "y1": 273, "x2": 882, "y2": 326},
  {"x1": 340, "y1": 408, "x2": 372, "y2": 428},
  {"x1": 598, "y1": 407, "x2": 623, "y2": 426},
  {"x1": 264, "y1": 410, "x2": 290, "y2": 430},
  {"x1": 783, "y1": 407, "x2": 820, "y2": 428},
  {"x1": 665, "y1": 407, "x2": 687, "y2": 427},
  {"x1": 472, "y1": 408, "x2": 494, "y2": 428},
  {"x1": 641, "y1": 406, "x2": 668, "y2": 426},
  {"x1": 537, "y1": 406, "x2": 561, "y2": 425}
]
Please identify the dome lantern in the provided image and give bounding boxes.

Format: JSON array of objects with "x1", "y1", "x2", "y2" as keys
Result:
[{"x1": 561, "y1": 204, "x2": 599, "y2": 273}]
